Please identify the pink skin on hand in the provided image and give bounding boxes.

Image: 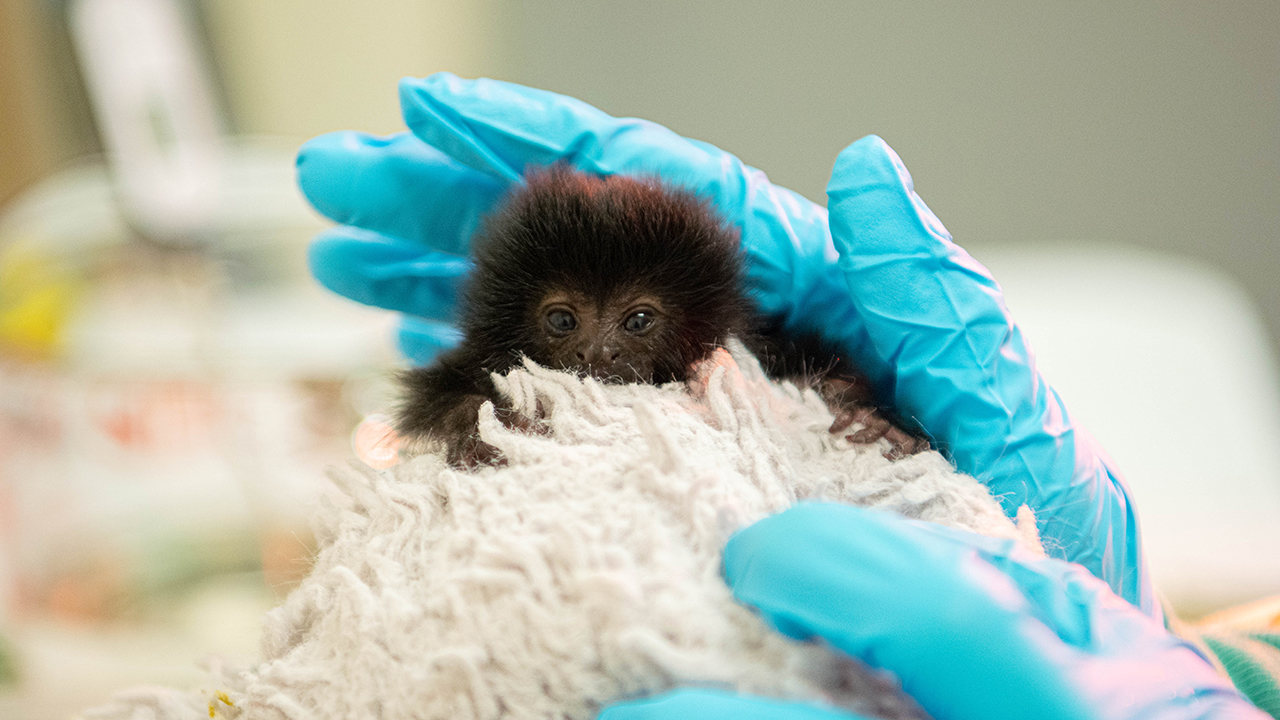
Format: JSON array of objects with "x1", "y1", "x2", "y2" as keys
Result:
[{"x1": 353, "y1": 413, "x2": 404, "y2": 469}]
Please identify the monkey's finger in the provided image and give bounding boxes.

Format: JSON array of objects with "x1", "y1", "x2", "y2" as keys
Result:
[
  {"x1": 297, "y1": 130, "x2": 508, "y2": 257},
  {"x1": 398, "y1": 73, "x2": 702, "y2": 182},
  {"x1": 826, "y1": 136, "x2": 1154, "y2": 617},
  {"x1": 827, "y1": 408, "x2": 857, "y2": 435},
  {"x1": 881, "y1": 427, "x2": 928, "y2": 460},
  {"x1": 846, "y1": 409, "x2": 892, "y2": 445},
  {"x1": 308, "y1": 226, "x2": 471, "y2": 321}
]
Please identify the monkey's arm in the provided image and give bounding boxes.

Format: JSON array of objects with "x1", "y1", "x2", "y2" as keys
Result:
[{"x1": 397, "y1": 350, "x2": 510, "y2": 467}]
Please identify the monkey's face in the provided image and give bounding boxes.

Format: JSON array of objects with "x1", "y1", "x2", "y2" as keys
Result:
[{"x1": 531, "y1": 289, "x2": 673, "y2": 382}]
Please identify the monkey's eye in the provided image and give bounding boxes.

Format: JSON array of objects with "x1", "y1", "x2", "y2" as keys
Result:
[
  {"x1": 623, "y1": 310, "x2": 656, "y2": 334},
  {"x1": 545, "y1": 308, "x2": 577, "y2": 335}
]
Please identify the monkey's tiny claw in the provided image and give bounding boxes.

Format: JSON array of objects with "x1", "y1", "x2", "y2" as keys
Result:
[
  {"x1": 450, "y1": 436, "x2": 507, "y2": 468},
  {"x1": 495, "y1": 404, "x2": 551, "y2": 436},
  {"x1": 827, "y1": 408, "x2": 858, "y2": 434},
  {"x1": 830, "y1": 405, "x2": 885, "y2": 438},
  {"x1": 880, "y1": 427, "x2": 930, "y2": 460}
]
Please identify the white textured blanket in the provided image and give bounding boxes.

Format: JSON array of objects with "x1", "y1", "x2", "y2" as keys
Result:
[{"x1": 84, "y1": 345, "x2": 1040, "y2": 720}]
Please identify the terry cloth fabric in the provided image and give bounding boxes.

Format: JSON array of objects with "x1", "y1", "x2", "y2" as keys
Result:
[{"x1": 82, "y1": 344, "x2": 1043, "y2": 720}]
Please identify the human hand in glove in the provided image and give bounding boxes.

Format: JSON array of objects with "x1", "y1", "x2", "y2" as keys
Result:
[{"x1": 297, "y1": 73, "x2": 1155, "y2": 617}]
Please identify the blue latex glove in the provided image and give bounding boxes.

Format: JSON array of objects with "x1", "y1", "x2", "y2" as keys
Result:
[
  {"x1": 297, "y1": 73, "x2": 1155, "y2": 617},
  {"x1": 601, "y1": 504, "x2": 1264, "y2": 720}
]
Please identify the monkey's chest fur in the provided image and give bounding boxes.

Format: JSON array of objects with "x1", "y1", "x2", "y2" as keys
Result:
[{"x1": 397, "y1": 166, "x2": 924, "y2": 466}]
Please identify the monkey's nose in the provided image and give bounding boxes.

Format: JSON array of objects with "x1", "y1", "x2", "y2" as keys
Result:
[{"x1": 577, "y1": 346, "x2": 620, "y2": 364}]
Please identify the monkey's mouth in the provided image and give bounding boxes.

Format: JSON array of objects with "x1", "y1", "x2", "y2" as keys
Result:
[{"x1": 573, "y1": 364, "x2": 654, "y2": 384}]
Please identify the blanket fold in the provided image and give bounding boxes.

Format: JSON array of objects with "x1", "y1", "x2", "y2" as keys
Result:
[{"x1": 83, "y1": 345, "x2": 1041, "y2": 720}]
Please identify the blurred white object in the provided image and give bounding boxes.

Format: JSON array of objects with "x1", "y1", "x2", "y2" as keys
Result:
[
  {"x1": 0, "y1": 136, "x2": 397, "y2": 376},
  {"x1": 0, "y1": 137, "x2": 394, "y2": 628},
  {"x1": 70, "y1": 0, "x2": 224, "y2": 243},
  {"x1": 977, "y1": 242, "x2": 1280, "y2": 614}
]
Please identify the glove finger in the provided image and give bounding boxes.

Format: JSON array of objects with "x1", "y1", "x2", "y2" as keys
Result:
[
  {"x1": 724, "y1": 504, "x2": 1091, "y2": 720},
  {"x1": 599, "y1": 689, "x2": 870, "y2": 720},
  {"x1": 297, "y1": 130, "x2": 508, "y2": 257},
  {"x1": 397, "y1": 316, "x2": 463, "y2": 366},
  {"x1": 397, "y1": 73, "x2": 860, "y2": 335},
  {"x1": 398, "y1": 73, "x2": 716, "y2": 183},
  {"x1": 723, "y1": 504, "x2": 1235, "y2": 720},
  {"x1": 825, "y1": 136, "x2": 1154, "y2": 615},
  {"x1": 308, "y1": 226, "x2": 471, "y2": 320}
]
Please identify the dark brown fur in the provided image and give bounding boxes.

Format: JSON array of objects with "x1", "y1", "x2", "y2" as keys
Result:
[{"x1": 397, "y1": 166, "x2": 925, "y2": 466}]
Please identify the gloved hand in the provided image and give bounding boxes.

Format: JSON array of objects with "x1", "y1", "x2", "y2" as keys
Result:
[
  {"x1": 297, "y1": 73, "x2": 1155, "y2": 617},
  {"x1": 600, "y1": 503, "x2": 1263, "y2": 720}
]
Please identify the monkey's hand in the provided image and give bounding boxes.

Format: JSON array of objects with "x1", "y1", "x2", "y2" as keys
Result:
[
  {"x1": 431, "y1": 394, "x2": 500, "y2": 468},
  {"x1": 428, "y1": 396, "x2": 547, "y2": 469},
  {"x1": 819, "y1": 378, "x2": 927, "y2": 459},
  {"x1": 398, "y1": 354, "x2": 546, "y2": 468}
]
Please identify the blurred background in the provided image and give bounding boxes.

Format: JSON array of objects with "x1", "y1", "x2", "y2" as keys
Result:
[{"x1": 0, "y1": 1, "x2": 1277, "y2": 717}]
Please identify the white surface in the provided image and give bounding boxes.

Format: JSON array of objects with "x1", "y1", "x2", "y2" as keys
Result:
[{"x1": 975, "y1": 242, "x2": 1280, "y2": 613}]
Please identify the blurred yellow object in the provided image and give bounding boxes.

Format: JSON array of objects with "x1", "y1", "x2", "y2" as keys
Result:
[
  {"x1": 0, "y1": 240, "x2": 83, "y2": 360},
  {"x1": 208, "y1": 689, "x2": 236, "y2": 718}
]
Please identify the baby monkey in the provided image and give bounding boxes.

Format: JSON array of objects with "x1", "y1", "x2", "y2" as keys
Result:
[{"x1": 397, "y1": 166, "x2": 927, "y2": 466}]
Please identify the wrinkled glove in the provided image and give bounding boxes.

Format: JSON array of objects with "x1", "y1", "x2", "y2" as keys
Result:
[
  {"x1": 601, "y1": 503, "x2": 1263, "y2": 720},
  {"x1": 296, "y1": 73, "x2": 1156, "y2": 617}
]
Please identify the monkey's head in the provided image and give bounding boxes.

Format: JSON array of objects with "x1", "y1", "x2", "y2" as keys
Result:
[{"x1": 462, "y1": 166, "x2": 751, "y2": 383}]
